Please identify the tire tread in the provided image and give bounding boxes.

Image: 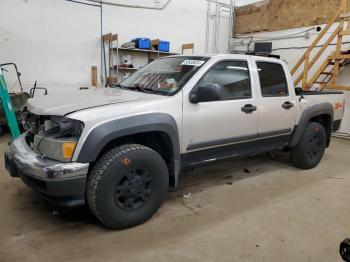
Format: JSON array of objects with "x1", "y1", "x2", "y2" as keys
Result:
[
  {"x1": 87, "y1": 144, "x2": 158, "y2": 225},
  {"x1": 290, "y1": 122, "x2": 326, "y2": 169}
]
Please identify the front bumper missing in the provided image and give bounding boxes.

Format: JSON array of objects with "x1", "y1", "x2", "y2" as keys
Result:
[{"x1": 5, "y1": 133, "x2": 89, "y2": 207}]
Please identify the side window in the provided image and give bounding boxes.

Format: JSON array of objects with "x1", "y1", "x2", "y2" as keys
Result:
[
  {"x1": 198, "y1": 60, "x2": 252, "y2": 100},
  {"x1": 256, "y1": 62, "x2": 288, "y2": 97}
]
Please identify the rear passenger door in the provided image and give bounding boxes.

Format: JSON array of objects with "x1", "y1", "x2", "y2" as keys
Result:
[{"x1": 255, "y1": 61, "x2": 297, "y2": 139}]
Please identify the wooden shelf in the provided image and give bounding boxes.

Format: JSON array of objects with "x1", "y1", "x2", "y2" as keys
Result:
[{"x1": 113, "y1": 47, "x2": 177, "y2": 55}]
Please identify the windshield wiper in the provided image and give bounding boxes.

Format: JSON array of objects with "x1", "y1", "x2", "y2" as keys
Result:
[
  {"x1": 115, "y1": 83, "x2": 168, "y2": 95},
  {"x1": 114, "y1": 83, "x2": 152, "y2": 93},
  {"x1": 126, "y1": 84, "x2": 155, "y2": 94}
]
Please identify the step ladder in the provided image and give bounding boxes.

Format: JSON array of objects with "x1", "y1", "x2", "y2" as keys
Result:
[{"x1": 0, "y1": 66, "x2": 21, "y2": 138}]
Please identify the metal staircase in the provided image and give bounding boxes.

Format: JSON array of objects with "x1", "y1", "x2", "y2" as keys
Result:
[{"x1": 291, "y1": 0, "x2": 350, "y2": 91}]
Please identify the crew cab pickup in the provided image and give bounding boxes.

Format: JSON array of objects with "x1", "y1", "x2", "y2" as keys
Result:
[{"x1": 5, "y1": 54, "x2": 345, "y2": 229}]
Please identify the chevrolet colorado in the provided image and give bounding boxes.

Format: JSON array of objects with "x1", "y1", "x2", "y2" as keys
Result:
[{"x1": 5, "y1": 54, "x2": 345, "y2": 229}]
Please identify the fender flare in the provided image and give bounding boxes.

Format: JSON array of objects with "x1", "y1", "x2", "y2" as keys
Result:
[
  {"x1": 289, "y1": 102, "x2": 333, "y2": 147},
  {"x1": 77, "y1": 113, "x2": 181, "y2": 183}
]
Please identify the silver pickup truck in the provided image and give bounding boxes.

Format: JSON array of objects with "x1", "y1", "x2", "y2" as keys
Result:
[{"x1": 5, "y1": 54, "x2": 345, "y2": 229}]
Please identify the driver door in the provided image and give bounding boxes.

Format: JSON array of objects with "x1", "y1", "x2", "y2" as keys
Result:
[{"x1": 182, "y1": 58, "x2": 259, "y2": 166}]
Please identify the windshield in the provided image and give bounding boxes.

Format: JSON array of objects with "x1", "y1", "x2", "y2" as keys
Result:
[{"x1": 119, "y1": 56, "x2": 209, "y2": 95}]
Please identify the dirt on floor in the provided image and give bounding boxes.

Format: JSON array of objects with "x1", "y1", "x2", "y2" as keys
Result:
[{"x1": 0, "y1": 134, "x2": 349, "y2": 262}]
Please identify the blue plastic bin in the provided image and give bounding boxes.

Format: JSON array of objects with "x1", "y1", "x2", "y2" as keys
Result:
[
  {"x1": 158, "y1": 40, "x2": 170, "y2": 52},
  {"x1": 133, "y1": 38, "x2": 151, "y2": 49}
]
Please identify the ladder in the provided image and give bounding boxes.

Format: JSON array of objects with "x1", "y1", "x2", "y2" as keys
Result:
[
  {"x1": 102, "y1": 33, "x2": 119, "y2": 87},
  {"x1": 291, "y1": 0, "x2": 350, "y2": 91},
  {"x1": 0, "y1": 67, "x2": 20, "y2": 138}
]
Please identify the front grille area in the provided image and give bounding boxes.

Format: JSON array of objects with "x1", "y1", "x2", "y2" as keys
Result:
[
  {"x1": 23, "y1": 112, "x2": 48, "y2": 148},
  {"x1": 29, "y1": 113, "x2": 45, "y2": 135}
]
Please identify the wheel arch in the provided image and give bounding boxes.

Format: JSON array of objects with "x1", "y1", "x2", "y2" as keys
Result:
[
  {"x1": 309, "y1": 114, "x2": 332, "y2": 147},
  {"x1": 77, "y1": 113, "x2": 181, "y2": 188},
  {"x1": 289, "y1": 102, "x2": 334, "y2": 148}
]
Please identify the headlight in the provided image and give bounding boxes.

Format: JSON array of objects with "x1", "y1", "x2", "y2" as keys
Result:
[
  {"x1": 33, "y1": 116, "x2": 84, "y2": 162},
  {"x1": 49, "y1": 116, "x2": 84, "y2": 136}
]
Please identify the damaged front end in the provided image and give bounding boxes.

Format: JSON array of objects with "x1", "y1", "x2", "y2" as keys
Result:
[
  {"x1": 23, "y1": 112, "x2": 84, "y2": 162},
  {"x1": 4, "y1": 110, "x2": 89, "y2": 207}
]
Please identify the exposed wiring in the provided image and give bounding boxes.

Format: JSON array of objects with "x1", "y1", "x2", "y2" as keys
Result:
[
  {"x1": 234, "y1": 27, "x2": 316, "y2": 41},
  {"x1": 83, "y1": 0, "x2": 172, "y2": 10},
  {"x1": 232, "y1": 26, "x2": 350, "y2": 52},
  {"x1": 233, "y1": 34, "x2": 313, "y2": 46},
  {"x1": 232, "y1": 33, "x2": 314, "y2": 47},
  {"x1": 271, "y1": 41, "x2": 350, "y2": 51},
  {"x1": 233, "y1": 33, "x2": 314, "y2": 46}
]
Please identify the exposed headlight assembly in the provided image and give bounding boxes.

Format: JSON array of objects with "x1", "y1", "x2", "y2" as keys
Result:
[{"x1": 33, "y1": 116, "x2": 84, "y2": 162}]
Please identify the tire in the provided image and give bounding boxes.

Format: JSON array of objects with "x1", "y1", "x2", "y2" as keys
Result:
[
  {"x1": 290, "y1": 122, "x2": 327, "y2": 169},
  {"x1": 87, "y1": 144, "x2": 169, "y2": 229}
]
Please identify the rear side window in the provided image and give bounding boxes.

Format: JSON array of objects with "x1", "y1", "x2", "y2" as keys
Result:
[
  {"x1": 256, "y1": 62, "x2": 288, "y2": 97},
  {"x1": 198, "y1": 60, "x2": 251, "y2": 100}
]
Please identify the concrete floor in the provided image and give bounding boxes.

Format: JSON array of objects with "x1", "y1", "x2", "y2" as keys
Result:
[{"x1": 0, "y1": 134, "x2": 349, "y2": 262}]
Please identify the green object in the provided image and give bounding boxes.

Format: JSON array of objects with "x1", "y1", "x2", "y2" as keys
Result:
[{"x1": 0, "y1": 70, "x2": 21, "y2": 138}]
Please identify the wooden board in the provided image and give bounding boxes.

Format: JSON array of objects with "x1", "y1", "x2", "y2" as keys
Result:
[
  {"x1": 91, "y1": 66, "x2": 98, "y2": 87},
  {"x1": 235, "y1": 0, "x2": 350, "y2": 34},
  {"x1": 182, "y1": 43, "x2": 194, "y2": 53},
  {"x1": 102, "y1": 33, "x2": 118, "y2": 42}
]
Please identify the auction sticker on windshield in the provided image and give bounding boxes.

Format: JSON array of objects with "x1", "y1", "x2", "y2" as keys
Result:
[{"x1": 181, "y1": 60, "x2": 205, "y2": 67}]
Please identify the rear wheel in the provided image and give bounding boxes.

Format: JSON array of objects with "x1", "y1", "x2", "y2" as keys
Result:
[
  {"x1": 290, "y1": 122, "x2": 326, "y2": 169},
  {"x1": 87, "y1": 144, "x2": 169, "y2": 229}
]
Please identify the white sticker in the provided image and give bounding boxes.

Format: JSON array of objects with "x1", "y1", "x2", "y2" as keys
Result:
[{"x1": 181, "y1": 60, "x2": 205, "y2": 67}]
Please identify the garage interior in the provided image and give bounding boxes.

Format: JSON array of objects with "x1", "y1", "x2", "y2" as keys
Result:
[{"x1": 1, "y1": 0, "x2": 350, "y2": 261}]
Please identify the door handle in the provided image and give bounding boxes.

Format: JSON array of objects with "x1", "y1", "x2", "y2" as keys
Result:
[
  {"x1": 282, "y1": 101, "x2": 294, "y2": 110},
  {"x1": 241, "y1": 104, "x2": 257, "y2": 114}
]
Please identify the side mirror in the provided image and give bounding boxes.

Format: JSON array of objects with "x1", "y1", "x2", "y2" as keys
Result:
[
  {"x1": 189, "y1": 83, "x2": 222, "y2": 103},
  {"x1": 295, "y1": 87, "x2": 303, "y2": 95}
]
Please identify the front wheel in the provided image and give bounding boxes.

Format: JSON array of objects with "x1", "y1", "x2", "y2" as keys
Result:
[
  {"x1": 290, "y1": 122, "x2": 327, "y2": 169},
  {"x1": 87, "y1": 144, "x2": 169, "y2": 229}
]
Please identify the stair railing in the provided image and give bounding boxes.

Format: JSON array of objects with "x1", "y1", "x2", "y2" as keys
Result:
[{"x1": 291, "y1": 0, "x2": 348, "y2": 91}]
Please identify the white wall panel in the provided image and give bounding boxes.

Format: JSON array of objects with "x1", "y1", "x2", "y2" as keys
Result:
[{"x1": 0, "y1": 0, "x2": 227, "y2": 91}]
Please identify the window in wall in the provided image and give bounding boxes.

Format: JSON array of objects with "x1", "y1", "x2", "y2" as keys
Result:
[
  {"x1": 256, "y1": 62, "x2": 288, "y2": 97},
  {"x1": 198, "y1": 60, "x2": 251, "y2": 100}
]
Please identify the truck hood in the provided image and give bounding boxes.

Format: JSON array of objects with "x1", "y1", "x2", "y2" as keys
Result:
[{"x1": 27, "y1": 87, "x2": 159, "y2": 116}]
